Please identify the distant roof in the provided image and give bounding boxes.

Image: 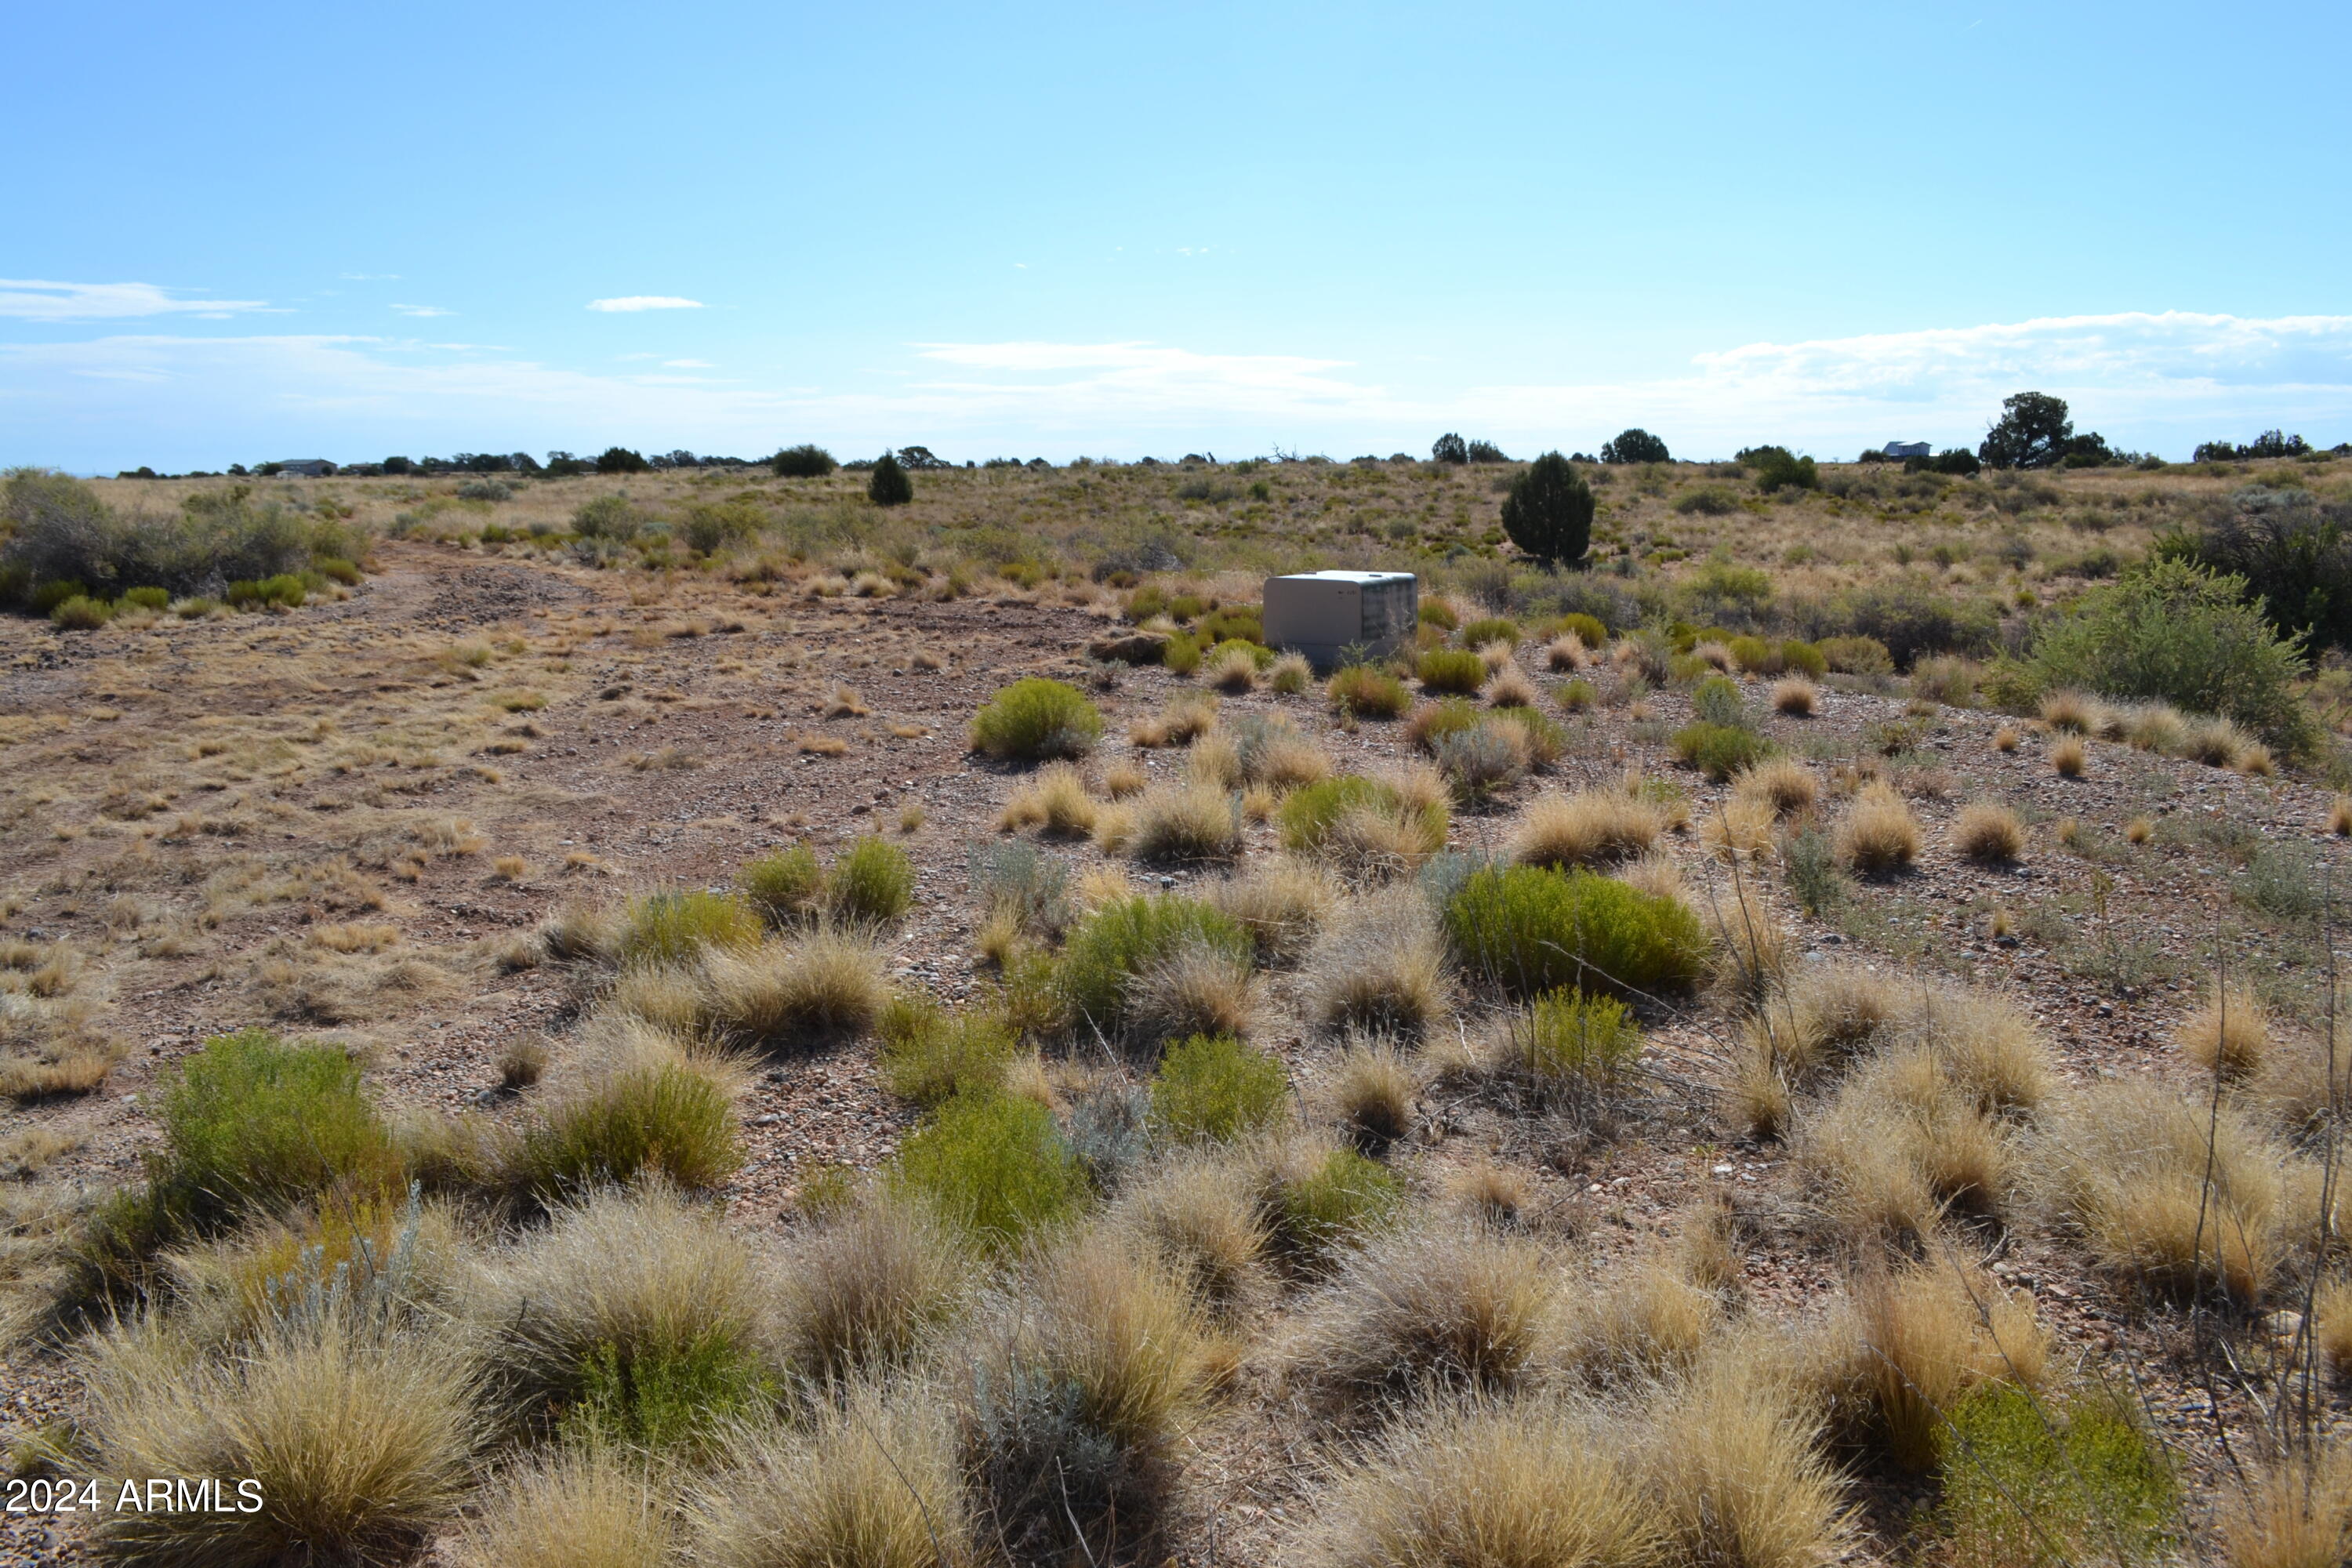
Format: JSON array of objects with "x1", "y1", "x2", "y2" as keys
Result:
[
  {"x1": 1882, "y1": 441, "x2": 1931, "y2": 458},
  {"x1": 1269, "y1": 570, "x2": 1416, "y2": 584}
]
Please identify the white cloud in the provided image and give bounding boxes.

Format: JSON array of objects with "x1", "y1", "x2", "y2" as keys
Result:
[
  {"x1": 389, "y1": 303, "x2": 453, "y2": 318},
  {"x1": 339, "y1": 272, "x2": 401, "y2": 281},
  {"x1": 586, "y1": 296, "x2": 703, "y2": 313},
  {"x1": 0, "y1": 279, "x2": 271, "y2": 321},
  {"x1": 663, "y1": 358, "x2": 713, "y2": 368}
]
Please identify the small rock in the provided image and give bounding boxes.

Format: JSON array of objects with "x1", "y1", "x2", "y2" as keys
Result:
[{"x1": 2267, "y1": 1309, "x2": 2306, "y2": 1338}]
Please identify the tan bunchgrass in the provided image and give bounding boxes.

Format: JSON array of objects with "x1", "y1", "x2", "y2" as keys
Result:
[
  {"x1": 2221, "y1": 1443, "x2": 2352, "y2": 1568},
  {"x1": 1308, "y1": 1396, "x2": 1660, "y2": 1568},
  {"x1": 1700, "y1": 874, "x2": 1791, "y2": 1002},
  {"x1": 1204, "y1": 858, "x2": 1339, "y2": 966},
  {"x1": 1268, "y1": 652, "x2": 1314, "y2": 693},
  {"x1": 2332, "y1": 796, "x2": 2352, "y2": 837},
  {"x1": 1994, "y1": 724, "x2": 2020, "y2": 752},
  {"x1": 2051, "y1": 734, "x2": 2088, "y2": 776},
  {"x1": 2126, "y1": 815, "x2": 2154, "y2": 844},
  {"x1": 1128, "y1": 941, "x2": 1261, "y2": 1044},
  {"x1": 1485, "y1": 662, "x2": 1541, "y2": 709},
  {"x1": 1304, "y1": 890, "x2": 1453, "y2": 1039},
  {"x1": 2316, "y1": 1276, "x2": 2352, "y2": 1377},
  {"x1": 1545, "y1": 631, "x2": 1588, "y2": 671},
  {"x1": 1294, "y1": 1224, "x2": 1561, "y2": 1409},
  {"x1": 2181, "y1": 714, "x2": 2251, "y2": 768},
  {"x1": 1809, "y1": 1256, "x2": 2049, "y2": 1473},
  {"x1": 997, "y1": 761, "x2": 1098, "y2": 836},
  {"x1": 1615, "y1": 850, "x2": 1689, "y2": 907},
  {"x1": 456, "y1": 1447, "x2": 673, "y2": 1568},
  {"x1": 1643, "y1": 1337, "x2": 1854, "y2": 1568},
  {"x1": 2044, "y1": 1080, "x2": 2288, "y2": 1307},
  {"x1": 1125, "y1": 783, "x2": 1241, "y2": 863},
  {"x1": 1701, "y1": 794, "x2": 1777, "y2": 862},
  {"x1": 1562, "y1": 1263, "x2": 1720, "y2": 1385},
  {"x1": 1446, "y1": 1160, "x2": 1532, "y2": 1229},
  {"x1": 1770, "y1": 676, "x2": 1819, "y2": 716},
  {"x1": 1508, "y1": 789, "x2": 1664, "y2": 868},
  {"x1": 1475, "y1": 638, "x2": 1518, "y2": 672},
  {"x1": 1951, "y1": 800, "x2": 2026, "y2": 863},
  {"x1": 699, "y1": 928, "x2": 888, "y2": 1050},
  {"x1": 2039, "y1": 690, "x2": 2096, "y2": 732},
  {"x1": 781, "y1": 1195, "x2": 967, "y2": 1378},
  {"x1": 1244, "y1": 728, "x2": 1334, "y2": 792},
  {"x1": 1104, "y1": 760, "x2": 1148, "y2": 799},
  {"x1": 1330, "y1": 1041, "x2": 1418, "y2": 1150},
  {"x1": 1732, "y1": 755, "x2": 1819, "y2": 818},
  {"x1": 85, "y1": 1312, "x2": 481, "y2": 1568},
  {"x1": 692, "y1": 1382, "x2": 972, "y2": 1568},
  {"x1": 1834, "y1": 780, "x2": 1921, "y2": 873},
  {"x1": 1106, "y1": 1152, "x2": 1269, "y2": 1316},
  {"x1": 1203, "y1": 641, "x2": 1260, "y2": 691},
  {"x1": 2177, "y1": 984, "x2": 2270, "y2": 1080},
  {"x1": 1692, "y1": 639, "x2": 1736, "y2": 673},
  {"x1": 1798, "y1": 1049, "x2": 2016, "y2": 1247},
  {"x1": 1185, "y1": 728, "x2": 1244, "y2": 789}
]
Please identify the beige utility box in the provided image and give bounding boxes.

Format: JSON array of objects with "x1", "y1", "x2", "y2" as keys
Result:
[{"x1": 1261, "y1": 571, "x2": 1418, "y2": 670}]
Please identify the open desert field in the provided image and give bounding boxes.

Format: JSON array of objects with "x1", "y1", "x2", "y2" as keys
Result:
[{"x1": 6, "y1": 449, "x2": 2352, "y2": 1566}]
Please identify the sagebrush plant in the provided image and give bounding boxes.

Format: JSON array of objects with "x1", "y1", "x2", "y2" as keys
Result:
[
  {"x1": 969, "y1": 677, "x2": 1105, "y2": 760},
  {"x1": 1149, "y1": 1033, "x2": 1290, "y2": 1142},
  {"x1": 1443, "y1": 862, "x2": 1708, "y2": 1000}
]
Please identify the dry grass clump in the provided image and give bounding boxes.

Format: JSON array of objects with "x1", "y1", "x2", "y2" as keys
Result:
[
  {"x1": 1107, "y1": 1152, "x2": 1269, "y2": 1315},
  {"x1": 2044, "y1": 1080, "x2": 2292, "y2": 1306},
  {"x1": 1644, "y1": 1341, "x2": 1853, "y2": 1568},
  {"x1": 1770, "y1": 675, "x2": 1819, "y2": 716},
  {"x1": 2316, "y1": 1275, "x2": 2352, "y2": 1376},
  {"x1": 2331, "y1": 795, "x2": 2352, "y2": 837},
  {"x1": 1545, "y1": 630, "x2": 1588, "y2": 670},
  {"x1": 84, "y1": 1311, "x2": 481, "y2": 1568},
  {"x1": 1731, "y1": 754, "x2": 1819, "y2": 818},
  {"x1": 1561, "y1": 1263, "x2": 1721, "y2": 1385},
  {"x1": 694, "y1": 1383, "x2": 971, "y2": 1568},
  {"x1": 1798, "y1": 1048, "x2": 2020, "y2": 1245},
  {"x1": 1507, "y1": 788, "x2": 1664, "y2": 868},
  {"x1": 1446, "y1": 1160, "x2": 1532, "y2": 1229},
  {"x1": 699, "y1": 927, "x2": 889, "y2": 1050},
  {"x1": 1294, "y1": 1224, "x2": 1562, "y2": 1409},
  {"x1": 1123, "y1": 782, "x2": 1241, "y2": 863},
  {"x1": 1203, "y1": 857, "x2": 1338, "y2": 965},
  {"x1": 1485, "y1": 661, "x2": 1541, "y2": 709},
  {"x1": 1127, "y1": 941, "x2": 1261, "y2": 1044},
  {"x1": 1186, "y1": 728, "x2": 1244, "y2": 789},
  {"x1": 1330, "y1": 1041, "x2": 1418, "y2": 1150},
  {"x1": 456, "y1": 1448, "x2": 674, "y2": 1568},
  {"x1": 2177, "y1": 984, "x2": 2270, "y2": 1080},
  {"x1": 1730, "y1": 961, "x2": 1903, "y2": 1136},
  {"x1": 1809, "y1": 1258, "x2": 2049, "y2": 1473},
  {"x1": 1308, "y1": 1396, "x2": 1658, "y2": 1568},
  {"x1": 1305, "y1": 890, "x2": 1453, "y2": 1039},
  {"x1": 1834, "y1": 779, "x2": 1921, "y2": 873},
  {"x1": 1951, "y1": 800, "x2": 2025, "y2": 863},
  {"x1": 779, "y1": 1194, "x2": 967, "y2": 1377},
  {"x1": 2040, "y1": 689, "x2": 2096, "y2": 731},
  {"x1": 2051, "y1": 733, "x2": 2089, "y2": 777},
  {"x1": 2221, "y1": 1443, "x2": 2352, "y2": 1568},
  {"x1": 1700, "y1": 793, "x2": 1776, "y2": 862},
  {"x1": 996, "y1": 760, "x2": 1098, "y2": 836},
  {"x1": 1131, "y1": 689, "x2": 1218, "y2": 747},
  {"x1": 1700, "y1": 875, "x2": 1791, "y2": 1002},
  {"x1": 1268, "y1": 651, "x2": 1314, "y2": 692},
  {"x1": 1103, "y1": 758, "x2": 1147, "y2": 799},
  {"x1": 1203, "y1": 641, "x2": 1261, "y2": 691}
]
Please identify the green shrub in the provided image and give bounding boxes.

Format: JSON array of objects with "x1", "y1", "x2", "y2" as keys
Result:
[
  {"x1": 1058, "y1": 896, "x2": 1253, "y2": 1039},
  {"x1": 314, "y1": 556, "x2": 362, "y2": 585},
  {"x1": 121, "y1": 585, "x2": 169, "y2": 611},
  {"x1": 1409, "y1": 696, "x2": 1479, "y2": 752},
  {"x1": 1328, "y1": 663, "x2": 1410, "y2": 717},
  {"x1": 1690, "y1": 674, "x2": 1746, "y2": 728},
  {"x1": 1417, "y1": 648, "x2": 1487, "y2": 695},
  {"x1": 879, "y1": 995, "x2": 1017, "y2": 1105},
  {"x1": 49, "y1": 594, "x2": 112, "y2": 630},
  {"x1": 517, "y1": 1063, "x2": 742, "y2": 1201},
  {"x1": 1499, "y1": 452, "x2": 1595, "y2": 567},
  {"x1": 1818, "y1": 634, "x2": 1893, "y2": 674},
  {"x1": 1278, "y1": 775, "x2": 1447, "y2": 858},
  {"x1": 1265, "y1": 1148, "x2": 1403, "y2": 1264},
  {"x1": 890, "y1": 1093, "x2": 1086, "y2": 1250},
  {"x1": 1443, "y1": 864, "x2": 1708, "y2": 1000},
  {"x1": 1936, "y1": 1384, "x2": 2175, "y2": 1567},
  {"x1": 562, "y1": 1330, "x2": 775, "y2": 1454},
  {"x1": 1560, "y1": 612, "x2": 1608, "y2": 646},
  {"x1": 28, "y1": 579, "x2": 89, "y2": 614},
  {"x1": 867, "y1": 452, "x2": 913, "y2": 507},
  {"x1": 1835, "y1": 577, "x2": 1997, "y2": 668},
  {"x1": 1725, "y1": 634, "x2": 1777, "y2": 674},
  {"x1": 1556, "y1": 677, "x2": 1597, "y2": 712},
  {"x1": 1780, "y1": 827, "x2": 1845, "y2": 914},
  {"x1": 1150, "y1": 1034, "x2": 1290, "y2": 1143},
  {"x1": 1125, "y1": 583, "x2": 1170, "y2": 622},
  {"x1": 1671, "y1": 722, "x2": 1774, "y2": 782},
  {"x1": 160, "y1": 1028, "x2": 401, "y2": 1224},
  {"x1": 1457, "y1": 616, "x2": 1521, "y2": 650},
  {"x1": 258, "y1": 572, "x2": 307, "y2": 607},
  {"x1": 829, "y1": 836, "x2": 916, "y2": 924},
  {"x1": 1508, "y1": 989, "x2": 1640, "y2": 1092},
  {"x1": 1418, "y1": 601, "x2": 1459, "y2": 630},
  {"x1": 1780, "y1": 639, "x2": 1828, "y2": 679},
  {"x1": 1167, "y1": 592, "x2": 1210, "y2": 622},
  {"x1": 738, "y1": 845, "x2": 824, "y2": 926},
  {"x1": 2031, "y1": 557, "x2": 2321, "y2": 756},
  {"x1": 1196, "y1": 604, "x2": 1263, "y2": 644},
  {"x1": 620, "y1": 890, "x2": 760, "y2": 966},
  {"x1": 771, "y1": 443, "x2": 837, "y2": 478},
  {"x1": 970, "y1": 678, "x2": 1105, "y2": 761},
  {"x1": 1163, "y1": 630, "x2": 1203, "y2": 674}
]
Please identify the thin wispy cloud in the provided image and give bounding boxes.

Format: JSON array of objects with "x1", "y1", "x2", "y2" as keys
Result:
[
  {"x1": 586, "y1": 296, "x2": 704, "y2": 313},
  {"x1": 339, "y1": 272, "x2": 401, "y2": 281},
  {"x1": 663, "y1": 358, "x2": 714, "y2": 368},
  {"x1": 389, "y1": 303, "x2": 453, "y2": 318},
  {"x1": 0, "y1": 279, "x2": 271, "y2": 322}
]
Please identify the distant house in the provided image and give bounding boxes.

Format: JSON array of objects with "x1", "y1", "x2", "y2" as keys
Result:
[
  {"x1": 1882, "y1": 441, "x2": 1931, "y2": 460},
  {"x1": 275, "y1": 459, "x2": 336, "y2": 477}
]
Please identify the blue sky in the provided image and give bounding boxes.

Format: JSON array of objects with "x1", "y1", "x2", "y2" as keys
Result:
[{"x1": 6, "y1": 1, "x2": 2349, "y2": 472}]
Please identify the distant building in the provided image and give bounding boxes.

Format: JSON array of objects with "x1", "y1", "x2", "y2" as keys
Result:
[
  {"x1": 275, "y1": 459, "x2": 336, "y2": 477},
  {"x1": 1882, "y1": 441, "x2": 1931, "y2": 460}
]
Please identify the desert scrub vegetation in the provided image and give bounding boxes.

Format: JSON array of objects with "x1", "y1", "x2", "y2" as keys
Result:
[
  {"x1": 968, "y1": 677, "x2": 1105, "y2": 760},
  {"x1": 1054, "y1": 892, "x2": 1254, "y2": 1047},
  {"x1": 1443, "y1": 862, "x2": 1708, "y2": 999},
  {"x1": 1149, "y1": 1031, "x2": 1290, "y2": 1142},
  {"x1": 890, "y1": 1091, "x2": 1088, "y2": 1250},
  {"x1": 1278, "y1": 772, "x2": 1448, "y2": 877}
]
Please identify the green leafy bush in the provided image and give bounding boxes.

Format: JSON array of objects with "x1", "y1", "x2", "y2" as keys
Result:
[
  {"x1": 1507, "y1": 989, "x2": 1640, "y2": 1092},
  {"x1": 878, "y1": 995, "x2": 1017, "y2": 1105},
  {"x1": 1671, "y1": 722, "x2": 1774, "y2": 782},
  {"x1": 2, "y1": 470, "x2": 361, "y2": 604},
  {"x1": 1443, "y1": 863, "x2": 1708, "y2": 999},
  {"x1": 1417, "y1": 648, "x2": 1487, "y2": 695},
  {"x1": 867, "y1": 452, "x2": 913, "y2": 507},
  {"x1": 2031, "y1": 558, "x2": 2320, "y2": 756},
  {"x1": 1149, "y1": 1034, "x2": 1289, "y2": 1142},
  {"x1": 1195, "y1": 604, "x2": 1264, "y2": 644},
  {"x1": 562, "y1": 1330, "x2": 775, "y2": 1454},
  {"x1": 771, "y1": 443, "x2": 837, "y2": 478},
  {"x1": 1818, "y1": 634, "x2": 1894, "y2": 674},
  {"x1": 1057, "y1": 896, "x2": 1253, "y2": 1039},
  {"x1": 1560, "y1": 612, "x2": 1608, "y2": 646},
  {"x1": 737, "y1": 845, "x2": 824, "y2": 926},
  {"x1": 1163, "y1": 630, "x2": 1203, "y2": 675},
  {"x1": 1832, "y1": 577, "x2": 1998, "y2": 668},
  {"x1": 620, "y1": 890, "x2": 760, "y2": 966},
  {"x1": 49, "y1": 594, "x2": 112, "y2": 630},
  {"x1": 890, "y1": 1093, "x2": 1086, "y2": 1250},
  {"x1": 1408, "y1": 696, "x2": 1479, "y2": 753},
  {"x1": 1457, "y1": 616, "x2": 1521, "y2": 650},
  {"x1": 516, "y1": 1063, "x2": 742, "y2": 1200},
  {"x1": 1264, "y1": 1148, "x2": 1403, "y2": 1265},
  {"x1": 970, "y1": 678, "x2": 1105, "y2": 761},
  {"x1": 829, "y1": 836, "x2": 916, "y2": 924},
  {"x1": 121, "y1": 585, "x2": 169, "y2": 611},
  {"x1": 1936, "y1": 1384, "x2": 2175, "y2": 1567},
  {"x1": 1418, "y1": 601, "x2": 1459, "y2": 631},
  {"x1": 159, "y1": 1028, "x2": 401, "y2": 1225},
  {"x1": 1690, "y1": 674, "x2": 1746, "y2": 728},
  {"x1": 1278, "y1": 775, "x2": 1447, "y2": 858},
  {"x1": 1328, "y1": 664, "x2": 1410, "y2": 718},
  {"x1": 1780, "y1": 639, "x2": 1829, "y2": 678}
]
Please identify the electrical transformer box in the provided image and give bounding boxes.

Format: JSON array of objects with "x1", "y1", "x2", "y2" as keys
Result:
[{"x1": 1261, "y1": 571, "x2": 1419, "y2": 670}]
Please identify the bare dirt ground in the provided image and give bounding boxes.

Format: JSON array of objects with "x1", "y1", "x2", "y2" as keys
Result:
[{"x1": 5, "y1": 540, "x2": 2350, "y2": 1563}]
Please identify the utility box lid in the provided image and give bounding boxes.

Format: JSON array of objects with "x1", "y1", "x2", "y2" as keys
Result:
[{"x1": 1261, "y1": 571, "x2": 1418, "y2": 669}]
